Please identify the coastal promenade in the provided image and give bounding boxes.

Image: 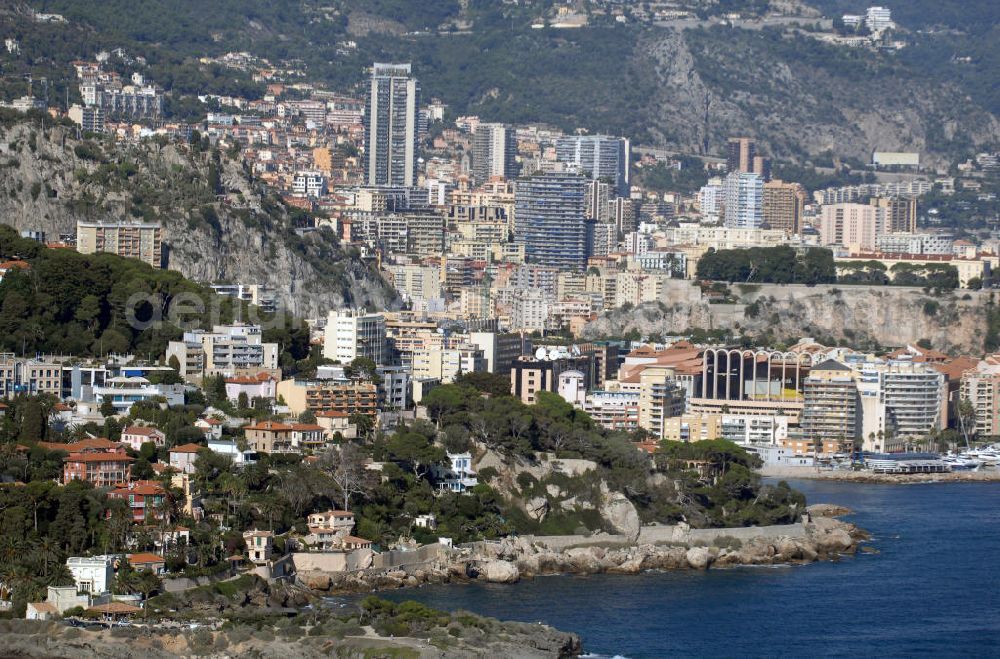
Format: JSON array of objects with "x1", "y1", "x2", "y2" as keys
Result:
[{"x1": 760, "y1": 465, "x2": 1000, "y2": 483}]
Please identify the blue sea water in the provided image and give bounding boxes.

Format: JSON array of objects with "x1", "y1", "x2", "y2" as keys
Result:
[{"x1": 379, "y1": 480, "x2": 1000, "y2": 657}]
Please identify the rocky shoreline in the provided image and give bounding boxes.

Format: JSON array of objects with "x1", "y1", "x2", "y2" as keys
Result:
[
  {"x1": 0, "y1": 614, "x2": 581, "y2": 659},
  {"x1": 301, "y1": 506, "x2": 869, "y2": 594}
]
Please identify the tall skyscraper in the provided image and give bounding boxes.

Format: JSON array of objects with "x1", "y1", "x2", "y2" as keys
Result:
[
  {"x1": 515, "y1": 173, "x2": 588, "y2": 271},
  {"x1": 762, "y1": 180, "x2": 806, "y2": 234},
  {"x1": 726, "y1": 137, "x2": 756, "y2": 173},
  {"x1": 723, "y1": 171, "x2": 764, "y2": 229},
  {"x1": 585, "y1": 180, "x2": 611, "y2": 222},
  {"x1": 471, "y1": 123, "x2": 518, "y2": 184},
  {"x1": 365, "y1": 63, "x2": 420, "y2": 187},
  {"x1": 555, "y1": 135, "x2": 630, "y2": 197},
  {"x1": 819, "y1": 203, "x2": 886, "y2": 252},
  {"x1": 609, "y1": 197, "x2": 636, "y2": 235},
  {"x1": 752, "y1": 155, "x2": 772, "y2": 182},
  {"x1": 727, "y1": 137, "x2": 770, "y2": 179},
  {"x1": 870, "y1": 196, "x2": 917, "y2": 233}
]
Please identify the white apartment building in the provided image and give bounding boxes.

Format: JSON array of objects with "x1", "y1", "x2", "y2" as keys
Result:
[
  {"x1": 323, "y1": 309, "x2": 387, "y2": 364},
  {"x1": 292, "y1": 170, "x2": 328, "y2": 198},
  {"x1": 662, "y1": 224, "x2": 798, "y2": 250},
  {"x1": 91, "y1": 376, "x2": 185, "y2": 413},
  {"x1": 166, "y1": 324, "x2": 279, "y2": 380},
  {"x1": 209, "y1": 283, "x2": 278, "y2": 313},
  {"x1": 385, "y1": 263, "x2": 442, "y2": 303},
  {"x1": 624, "y1": 231, "x2": 654, "y2": 255},
  {"x1": 865, "y1": 6, "x2": 894, "y2": 32},
  {"x1": 698, "y1": 180, "x2": 723, "y2": 222},
  {"x1": 581, "y1": 390, "x2": 640, "y2": 431},
  {"x1": 511, "y1": 290, "x2": 550, "y2": 332},
  {"x1": 875, "y1": 233, "x2": 954, "y2": 255},
  {"x1": 721, "y1": 414, "x2": 790, "y2": 445},
  {"x1": 723, "y1": 171, "x2": 764, "y2": 229},
  {"x1": 855, "y1": 360, "x2": 947, "y2": 450},
  {"x1": 467, "y1": 331, "x2": 525, "y2": 375},
  {"x1": 412, "y1": 344, "x2": 486, "y2": 384}
]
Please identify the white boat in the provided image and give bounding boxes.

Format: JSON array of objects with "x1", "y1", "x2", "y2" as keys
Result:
[
  {"x1": 965, "y1": 449, "x2": 999, "y2": 466},
  {"x1": 943, "y1": 455, "x2": 983, "y2": 471}
]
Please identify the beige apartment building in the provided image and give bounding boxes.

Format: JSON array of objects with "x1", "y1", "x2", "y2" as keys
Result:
[
  {"x1": 275, "y1": 379, "x2": 378, "y2": 418},
  {"x1": 662, "y1": 412, "x2": 723, "y2": 443},
  {"x1": 762, "y1": 180, "x2": 806, "y2": 234},
  {"x1": 960, "y1": 356, "x2": 1000, "y2": 437},
  {"x1": 76, "y1": 220, "x2": 163, "y2": 268},
  {"x1": 637, "y1": 366, "x2": 687, "y2": 439}
]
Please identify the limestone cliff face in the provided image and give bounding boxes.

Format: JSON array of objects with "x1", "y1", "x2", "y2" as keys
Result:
[
  {"x1": 582, "y1": 281, "x2": 987, "y2": 354},
  {"x1": 0, "y1": 121, "x2": 397, "y2": 317}
]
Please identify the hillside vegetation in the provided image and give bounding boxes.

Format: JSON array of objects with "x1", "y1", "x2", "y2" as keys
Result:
[
  {"x1": 10, "y1": 1, "x2": 1000, "y2": 162},
  {"x1": 0, "y1": 225, "x2": 320, "y2": 372}
]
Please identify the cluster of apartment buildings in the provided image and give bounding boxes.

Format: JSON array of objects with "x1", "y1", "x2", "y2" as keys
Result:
[{"x1": 533, "y1": 339, "x2": 984, "y2": 458}]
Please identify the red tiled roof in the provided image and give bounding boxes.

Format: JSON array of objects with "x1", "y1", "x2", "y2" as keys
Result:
[
  {"x1": 128, "y1": 552, "x2": 165, "y2": 565},
  {"x1": 110, "y1": 481, "x2": 165, "y2": 496},
  {"x1": 343, "y1": 535, "x2": 371, "y2": 545},
  {"x1": 244, "y1": 421, "x2": 293, "y2": 431},
  {"x1": 123, "y1": 426, "x2": 161, "y2": 436},
  {"x1": 291, "y1": 423, "x2": 324, "y2": 431},
  {"x1": 932, "y1": 355, "x2": 979, "y2": 382},
  {"x1": 64, "y1": 451, "x2": 133, "y2": 463},
  {"x1": 225, "y1": 372, "x2": 275, "y2": 385},
  {"x1": 169, "y1": 443, "x2": 203, "y2": 454},
  {"x1": 40, "y1": 437, "x2": 121, "y2": 453},
  {"x1": 28, "y1": 602, "x2": 58, "y2": 614}
]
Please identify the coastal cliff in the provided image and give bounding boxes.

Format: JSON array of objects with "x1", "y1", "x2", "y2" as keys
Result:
[{"x1": 582, "y1": 282, "x2": 988, "y2": 354}]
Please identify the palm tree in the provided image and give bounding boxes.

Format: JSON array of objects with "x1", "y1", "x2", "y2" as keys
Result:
[
  {"x1": 33, "y1": 536, "x2": 60, "y2": 579},
  {"x1": 133, "y1": 569, "x2": 161, "y2": 621},
  {"x1": 220, "y1": 473, "x2": 247, "y2": 516}
]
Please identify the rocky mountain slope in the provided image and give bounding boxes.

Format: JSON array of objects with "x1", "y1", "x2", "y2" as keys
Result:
[
  {"x1": 0, "y1": 119, "x2": 396, "y2": 317},
  {"x1": 638, "y1": 27, "x2": 1000, "y2": 166},
  {"x1": 11, "y1": 1, "x2": 1000, "y2": 164}
]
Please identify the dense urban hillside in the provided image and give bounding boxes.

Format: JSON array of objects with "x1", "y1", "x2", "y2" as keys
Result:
[
  {"x1": 11, "y1": 0, "x2": 1000, "y2": 163},
  {"x1": 0, "y1": 115, "x2": 396, "y2": 317}
]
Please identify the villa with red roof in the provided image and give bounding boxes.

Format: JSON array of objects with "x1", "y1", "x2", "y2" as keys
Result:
[
  {"x1": 244, "y1": 420, "x2": 296, "y2": 454},
  {"x1": 121, "y1": 426, "x2": 166, "y2": 451},
  {"x1": 63, "y1": 451, "x2": 133, "y2": 487},
  {"x1": 108, "y1": 481, "x2": 167, "y2": 522}
]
